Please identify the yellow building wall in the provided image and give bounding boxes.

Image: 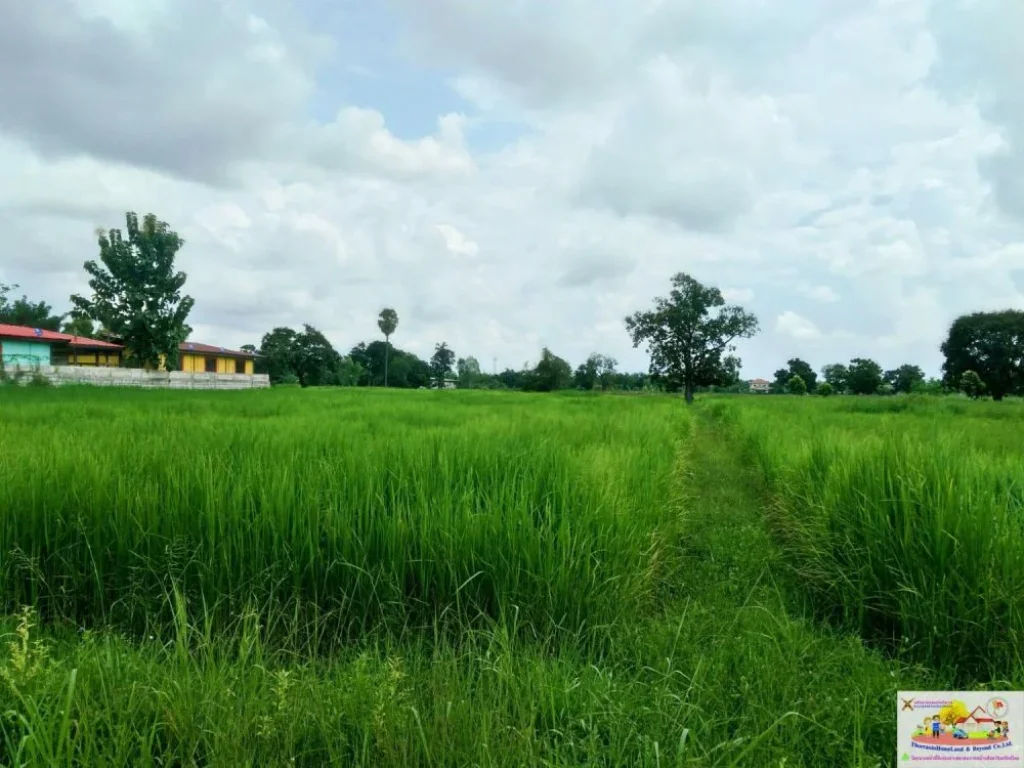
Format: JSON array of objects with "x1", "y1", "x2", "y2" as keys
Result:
[
  {"x1": 72, "y1": 352, "x2": 121, "y2": 367},
  {"x1": 179, "y1": 353, "x2": 253, "y2": 374}
]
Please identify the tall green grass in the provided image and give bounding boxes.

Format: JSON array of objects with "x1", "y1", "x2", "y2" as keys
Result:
[
  {"x1": 0, "y1": 387, "x2": 679, "y2": 646},
  {"x1": 713, "y1": 395, "x2": 1024, "y2": 683}
]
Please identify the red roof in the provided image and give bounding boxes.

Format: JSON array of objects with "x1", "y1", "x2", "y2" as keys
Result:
[
  {"x1": 750, "y1": 378, "x2": 770, "y2": 385},
  {"x1": 0, "y1": 324, "x2": 122, "y2": 349},
  {"x1": 179, "y1": 341, "x2": 256, "y2": 358}
]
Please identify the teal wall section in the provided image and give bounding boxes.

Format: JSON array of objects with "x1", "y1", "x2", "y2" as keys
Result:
[{"x1": 1, "y1": 340, "x2": 52, "y2": 367}]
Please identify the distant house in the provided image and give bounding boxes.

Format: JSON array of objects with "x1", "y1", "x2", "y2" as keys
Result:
[
  {"x1": 0, "y1": 324, "x2": 123, "y2": 368},
  {"x1": 178, "y1": 342, "x2": 257, "y2": 375},
  {"x1": 431, "y1": 377, "x2": 458, "y2": 390},
  {"x1": 749, "y1": 378, "x2": 771, "y2": 394}
]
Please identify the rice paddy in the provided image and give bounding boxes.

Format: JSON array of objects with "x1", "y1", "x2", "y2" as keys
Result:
[{"x1": 0, "y1": 386, "x2": 1018, "y2": 765}]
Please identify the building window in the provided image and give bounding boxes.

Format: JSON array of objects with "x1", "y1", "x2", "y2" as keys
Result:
[
  {"x1": 235, "y1": 358, "x2": 246, "y2": 374},
  {"x1": 205, "y1": 357, "x2": 217, "y2": 373}
]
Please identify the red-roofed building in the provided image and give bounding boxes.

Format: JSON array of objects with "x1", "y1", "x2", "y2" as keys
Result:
[{"x1": 0, "y1": 324, "x2": 123, "y2": 368}]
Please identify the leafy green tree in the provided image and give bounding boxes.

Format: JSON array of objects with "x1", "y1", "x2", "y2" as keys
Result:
[
  {"x1": 377, "y1": 308, "x2": 399, "y2": 387},
  {"x1": 71, "y1": 212, "x2": 194, "y2": 370},
  {"x1": 817, "y1": 381, "x2": 834, "y2": 397},
  {"x1": 787, "y1": 374, "x2": 807, "y2": 395},
  {"x1": 292, "y1": 325, "x2": 341, "y2": 387},
  {"x1": 774, "y1": 359, "x2": 817, "y2": 393},
  {"x1": 573, "y1": 353, "x2": 617, "y2": 391},
  {"x1": 911, "y1": 377, "x2": 945, "y2": 395},
  {"x1": 335, "y1": 355, "x2": 363, "y2": 386},
  {"x1": 258, "y1": 327, "x2": 300, "y2": 384},
  {"x1": 61, "y1": 313, "x2": 96, "y2": 338},
  {"x1": 884, "y1": 364, "x2": 925, "y2": 394},
  {"x1": 0, "y1": 284, "x2": 63, "y2": 330},
  {"x1": 625, "y1": 273, "x2": 759, "y2": 404},
  {"x1": 497, "y1": 368, "x2": 525, "y2": 390},
  {"x1": 457, "y1": 356, "x2": 483, "y2": 389},
  {"x1": 877, "y1": 383, "x2": 895, "y2": 396},
  {"x1": 350, "y1": 341, "x2": 428, "y2": 388},
  {"x1": 430, "y1": 343, "x2": 456, "y2": 388},
  {"x1": 941, "y1": 311, "x2": 1024, "y2": 401},
  {"x1": 821, "y1": 363, "x2": 849, "y2": 393},
  {"x1": 523, "y1": 348, "x2": 573, "y2": 392},
  {"x1": 960, "y1": 369, "x2": 986, "y2": 399},
  {"x1": 846, "y1": 357, "x2": 884, "y2": 395}
]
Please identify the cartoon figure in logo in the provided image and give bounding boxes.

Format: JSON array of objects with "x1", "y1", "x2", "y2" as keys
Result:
[
  {"x1": 932, "y1": 715, "x2": 942, "y2": 739},
  {"x1": 953, "y1": 725, "x2": 968, "y2": 739}
]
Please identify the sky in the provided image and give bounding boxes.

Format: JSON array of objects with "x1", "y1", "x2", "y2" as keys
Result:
[{"x1": 1, "y1": 0, "x2": 1022, "y2": 379}]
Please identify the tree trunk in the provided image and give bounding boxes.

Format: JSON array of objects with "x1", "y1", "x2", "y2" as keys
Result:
[
  {"x1": 684, "y1": 381, "x2": 694, "y2": 404},
  {"x1": 994, "y1": 391, "x2": 1004, "y2": 401},
  {"x1": 384, "y1": 337, "x2": 390, "y2": 387}
]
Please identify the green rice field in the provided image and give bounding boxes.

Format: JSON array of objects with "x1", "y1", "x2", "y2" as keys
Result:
[{"x1": 1, "y1": 386, "x2": 1020, "y2": 765}]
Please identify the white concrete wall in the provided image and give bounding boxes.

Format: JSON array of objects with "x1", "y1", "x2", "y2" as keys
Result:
[{"x1": 3, "y1": 364, "x2": 270, "y2": 390}]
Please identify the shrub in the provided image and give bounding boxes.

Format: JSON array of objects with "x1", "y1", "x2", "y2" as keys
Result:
[{"x1": 817, "y1": 382, "x2": 834, "y2": 397}]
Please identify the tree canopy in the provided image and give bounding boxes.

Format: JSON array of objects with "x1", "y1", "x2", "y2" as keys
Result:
[
  {"x1": 884, "y1": 364, "x2": 925, "y2": 394},
  {"x1": 0, "y1": 284, "x2": 63, "y2": 331},
  {"x1": 430, "y1": 343, "x2": 456, "y2": 388},
  {"x1": 846, "y1": 358, "x2": 884, "y2": 395},
  {"x1": 70, "y1": 212, "x2": 194, "y2": 370},
  {"x1": 941, "y1": 311, "x2": 1024, "y2": 401},
  {"x1": 377, "y1": 308, "x2": 399, "y2": 386},
  {"x1": 625, "y1": 273, "x2": 758, "y2": 403},
  {"x1": 821, "y1": 363, "x2": 849, "y2": 393},
  {"x1": 773, "y1": 358, "x2": 817, "y2": 393},
  {"x1": 523, "y1": 348, "x2": 573, "y2": 392}
]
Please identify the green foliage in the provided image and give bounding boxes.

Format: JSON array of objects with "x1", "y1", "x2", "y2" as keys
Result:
[
  {"x1": 349, "y1": 341, "x2": 429, "y2": 388},
  {"x1": 846, "y1": 357, "x2": 883, "y2": 395},
  {"x1": 625, "y1": 272, "x2": 759, "y2": 403},
  {"x1": 817, "y1": 381, "x2": 834, "y2": 397},
  {"x1": 885, "y1": 363, "x2": 925, "y2": 394},
  {"x1": 0, "y1": 283, "x2": 63, "y2": 330},
  {"x1": 775, "y1": 358, "x2": 817, "y2": 393},
  {"x1": 257, "y1": 325, "x2": 341, "y2": 387},
  {"x1": 335, "y1": 355, "x2": 363, "y2": 387},
  {"x1": 821, "y1": 363, "x2": 849, "y2": 393},
  {"x1": 60, "y1": 313, "x2": 95, "y2": 338},
  {"x1": 522, "y1": 348, "x2": 573, "y2": 391},
  {"x1": 429, "y1": 342, "x2": 456, "y2": 388},
  {"x1": 456, "y1": 356, "x2": 483, "y2": 389},
  {"x1": 573, "y1": 353, "x2": 617, "y2": 391},
  {"x1": 960, "y1": 369, "x2": 986, "y2": 399},
  {"x1": 786, "y1": 374, "x2": 807, "y2": 395},
  {"x1": 942, "y1": 310, "x2": 1024, "y2": 400},
  {"x1": 70, "y1": 213, "x2": 194, "y2": 370}
]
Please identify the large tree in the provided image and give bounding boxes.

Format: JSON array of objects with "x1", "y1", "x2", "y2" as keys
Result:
[
  {"x1": 821, "y1": 363, "x2": 849, "y2": 393},
  {"x1": 522, "y1": 348, "x2": 573, "y2": 392},
  {"x1": 430, "y1": 342, "x2": 456, "y2": 388},
  {"x1": 62, "y1": 313, "x2": 96, "y2": 338},
  {"x1": 292, "y1": 325, "x2": 342, "y2": 387},
  {"x1": 377, "y1": 308, "x2": 399, "y2": 387},
  {"x1": 257, "y1": 327, "x2": 300, "y2": 384},
  {"x1": 846, "y1": 357, "x2": 884, "y2": 395},
  {"x1": 71, "y1": 212, "x2": 194, "y2": 370},
  {"x1": 941, "y1": 311, "x2": 1024, "y2": 401},
  {"x1": 350, "y1": 341, "x2": 429, "y2": 388},
  {"x1": 773, "y1": 358, "x2": 817, "y2": 393},
  {"x1": 0, "y1": 284, "x2": 63, "y2": 330},
  {"x1": 625, "y1": 273, "x2": 759, "y2": 404},
  {"x1": 457, "y1": 356, "x2": 483, "y2": 389},
  {"x1": 884, "y1": 364, "x2": 925, "y2": 394}
]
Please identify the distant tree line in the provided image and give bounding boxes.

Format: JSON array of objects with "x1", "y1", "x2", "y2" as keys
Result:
[{"x1": 11, "y1": 210, "x2": 1024, "y2": 402}]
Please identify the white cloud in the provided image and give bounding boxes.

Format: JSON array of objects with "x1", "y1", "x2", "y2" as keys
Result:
[
  {"x1": 3, "y1": 0, "x2": 1024, "y2": 380},
  {"x1": 723, "y1": 288, "x2": 755, "y2": 303},
  {"x1": 776, "y1": 311, "x2": 823, "y2": 341}
]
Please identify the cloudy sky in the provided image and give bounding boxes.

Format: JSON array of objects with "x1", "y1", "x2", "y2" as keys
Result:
[{"x1": 1, "y1": 0, "x2": 1021, "y2": 378}]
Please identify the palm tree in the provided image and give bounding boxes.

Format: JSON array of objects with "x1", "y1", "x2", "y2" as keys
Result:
[{"x1": 377, "y1": 308, "x2": 399, "y2": 386}]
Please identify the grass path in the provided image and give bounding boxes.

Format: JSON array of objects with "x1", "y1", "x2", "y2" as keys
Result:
[{"x1": 664, "y1": 407, "x2": 934, "y2": 766}]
